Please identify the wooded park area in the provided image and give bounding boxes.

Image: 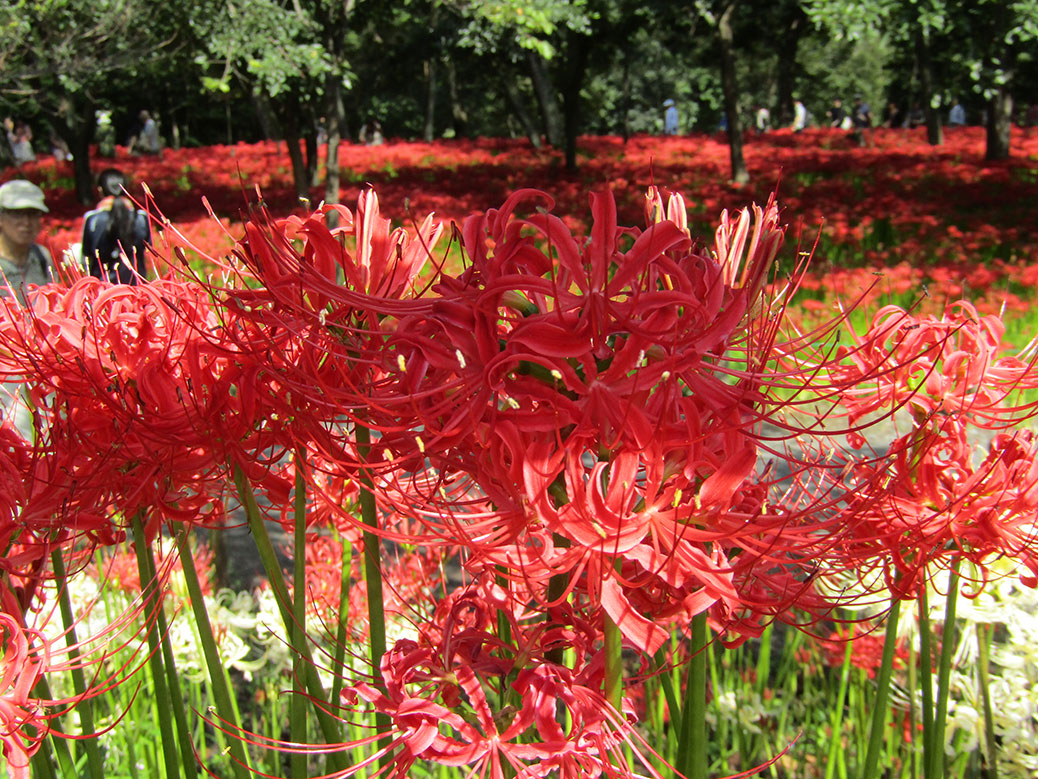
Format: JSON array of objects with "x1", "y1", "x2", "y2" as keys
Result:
[{"x1": 2, "y1": 0, "x2": 1038, "y2": 203}]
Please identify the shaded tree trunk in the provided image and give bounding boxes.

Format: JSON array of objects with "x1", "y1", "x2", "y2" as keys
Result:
[
  {"x1": 52, "y1": 96, "x2": 96, "y2": 204},
  {"x1": 561, "y1": 31, "x2": 590, "y2": 171},
  {"x1": 526, "y1": 50, "x2": 564, "y2": 147},
  {"x1": 324, "y1": 72, "x2": 345, "y2": 213},
  {"x1": 985, "y1": 86, "x2": 1013, "y2": 160},
  {"x1": 446, "y1": 54, "x2": 469, "y2": 138},
  {"x1": 774, "y1": 7, "x2": 805, "y2": 126},
  {"x1": 916, "y1": 27, "x2": 942, "y2": 146},
  {"x1": 501, "y1": 74, "x2": 542, "y2": 147},
  {"x1": 423, "y1": 57, "x2": 437, "y2": 142},
  {"x1": 718, "y1": 2, "x2": 749, "y2": 184},
  {"x1": 982, "y1": 2, "x2": 1014, "y2": 161},
  {"x1": 306, "y1": 132, "x2": 319, "y2": 187},
  {"x1": 251, "y1": 93, "x2": 282, "y2": 141},
  {"x1": 280, "y1": 100, "x2": 310, "y2": 201},
  {"x1": 620, "y1": 46, "x2": 632, "y2": 141}
]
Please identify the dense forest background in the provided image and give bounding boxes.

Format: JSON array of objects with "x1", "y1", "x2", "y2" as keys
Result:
[{"x1": 2, "y1": 0, "x2": 1038, "y2": 202}]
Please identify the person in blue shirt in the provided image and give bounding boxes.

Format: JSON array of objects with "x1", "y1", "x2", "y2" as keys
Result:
[
  {"x1": 663, "y1": 99, "x2": 679, "y2": 135},
  {"x1": 81, "y1": 168, "x2": 151, "y2": 284}
]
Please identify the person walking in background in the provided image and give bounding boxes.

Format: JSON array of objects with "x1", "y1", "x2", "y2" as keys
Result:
[
  {"x1": 790, "y1": 99, "x2": 808, "y2": 132},
  {"x1": 948, "y1": 101, "x2": 966, "y2": 127},
  {"x1": 81, "y1": 168, "x2": 151, "y2": 285},
  {"x1": 128, "y1": 110, "x2": 160, "y2": 155},
  {"x1": 851, "y1": 95, "x2": 873, "y2": 146},
  {"x1": 754, "y1": 104, "x2": 771, "y2": 134},
  {"x1": 663, "y1": 99, "x2": 679, "y2": 136},
  {"x1": 828, "y1": 98, "x2": 850, "y2": 129}
]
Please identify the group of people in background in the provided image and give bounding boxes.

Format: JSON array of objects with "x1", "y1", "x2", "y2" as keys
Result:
[
  {"x1": 0, "y1": 169, "x2": 151, "y2": 303},
  {"x1": 662, "y1": 95, "x2": 1038, "y2": 138},
  {"x1": 2, "y1": 109, "x2": 161, "y2": 169}
]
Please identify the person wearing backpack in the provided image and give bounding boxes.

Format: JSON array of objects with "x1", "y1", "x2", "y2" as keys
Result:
[
  {"x1": 81, "y1": 168, "x2": 151, "y2": 284},
  {"x1": 0, "y1": 179, "x2": 51, "y2": 305}
]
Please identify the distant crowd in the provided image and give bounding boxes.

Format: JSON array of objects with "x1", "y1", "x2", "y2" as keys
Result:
[
  {"x1": 660, "y1": 96, "x2": 1038, "y2": 139},
  {"x1": 2, "y1": 108, "x2": 162, "y2": 169}
]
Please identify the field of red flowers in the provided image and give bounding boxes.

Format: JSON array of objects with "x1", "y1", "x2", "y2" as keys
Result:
[
  {"x1": 6, "y1": 125, "x2": 1038, "y2": 779},
  {"x1": 9, "y1": 125, "x2": 1038, "y2": 319}
]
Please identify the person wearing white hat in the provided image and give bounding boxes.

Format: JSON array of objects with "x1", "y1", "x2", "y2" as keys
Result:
[
  {"x1": 0, "y1": 179, "x2": 52, "y2": 438},
  {"x1": 0, "y1": 179, "x2": 52, "y2": 305}
]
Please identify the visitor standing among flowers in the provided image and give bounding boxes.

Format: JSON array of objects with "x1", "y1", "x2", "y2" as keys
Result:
[
  {"x1": 81, "y1": 168, "x2": 151, "y2": 284},
  {"x1": 0, "y1": 179, "x2": 50, "y2": 437},
  {"x1": 0, "y1": 180, "x2": 51, "y2": 304}
]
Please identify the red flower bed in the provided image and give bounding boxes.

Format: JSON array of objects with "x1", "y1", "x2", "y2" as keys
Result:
[{"x1": 6, "y1": 126, "x2": 1037, "y2": 313}]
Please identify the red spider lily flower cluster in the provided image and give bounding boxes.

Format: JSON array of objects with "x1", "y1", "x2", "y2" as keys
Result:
[
  {"x1": 4, "y1": 173, "x2": 1038, "y2": 778},
  {"x1": 823, "y1": 301, "x2": 1038, "y2": 596},
  {"x1": 0, "y1": 593, "x2": 146, "y2": 777},
  {"x1": 182, "y1": 182, "x2": 1038, "y2": 777}
]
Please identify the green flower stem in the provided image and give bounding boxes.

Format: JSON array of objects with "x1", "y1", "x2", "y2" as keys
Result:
[
  {"x1": 976, "y1": 622, "x2": 998, "y2": 779},
  {"x1": 354, "y1": 424, "x2": 392, "y2": 763},
  {"x1": 130, "y1": 515, "x2": 183, "y2": 779},
  {"x1": 907, "y1": 642, "x2": 918, "y2": 779},
  {"x1": 231, "y1": 464, "x2": 347, "y2": 773},
  {"x1": 930, "y1": 561, "x2": 961, "y2": 779},
  {"x1": 138, "y1": 524, "x2": 199, "y2": 779},
  {"x1": 354, "y1": 426, "x2": 387, "y2": 673},
  {"x1": 172, "y1": 528, "x2": 252, "y2": 779},
  {"x1": 918, "y1": 587, "x2": 934, "y2": 779},
  {"x1": 291, "y1": 455, "x2": 308, "y2": 779},
  {"x1": 50, "y1": 549, "x2": 105, "y2": 779},
  {"x1": 860, "y1": 597, "x2": 902, "y2": 779},
  {"x1": 329, "y1": 530, "x2": 353, "y2": 715},
  {"x1": 28, "y1": 675, "x2": 75, "y2": 777},
  {"x1": 29, "y1": 742, "x2": 57, "y2": 779},
  {"x1": 676, "y1": 611, "x2": 709, "y2": 779},
  {"x1": 824, "y1": 631, "x2": 853, "y2": 779},
  {"x1": 603, "y1": 610, "x2": 623, "y2": 712},
  {"x1": 707, "y1": 638, "x2": 728, "y2": 770}
]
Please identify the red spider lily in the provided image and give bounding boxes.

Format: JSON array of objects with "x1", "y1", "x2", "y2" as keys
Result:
[
  {"x1": 817, "y1": 622, "x2": 910, "y2": 680},
  {"x1": 829, "y1": 301, "x2": 1038, "y2": 437},
  {"x1": 1, "y1": 611, "x2": 51, "y2": 777},
  {"x1": 0, "y1": 273, "x2": 292, "y2": 541},
  {"x1": 361, "y1": 185, "x2": 888, "y2": 652},
  {"x1": 815, "y1": 301, "x2": 1038, "y2": 597},
  {"x1": 0, "y1": 591, "x2": 150, "y2": 779},
  {"x1": 339, "y1": 577, "x2": 668, "y2": 779}
]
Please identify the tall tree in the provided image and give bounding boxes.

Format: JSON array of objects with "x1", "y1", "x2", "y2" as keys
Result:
[{"x1": 691, "y1": 0, "x2": 750, "y2": 184}]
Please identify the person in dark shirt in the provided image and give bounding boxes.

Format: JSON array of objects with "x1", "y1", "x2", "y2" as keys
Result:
[{"x1": 80, "y1": 168, "x2": 151, "y2": 284}]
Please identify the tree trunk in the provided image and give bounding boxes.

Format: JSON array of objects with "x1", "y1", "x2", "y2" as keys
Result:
[
  {"x1": 423, "y1": 57, "x2": 437, "y2": 142},
  {"x1": 324, "y1": 73, "x2": 345, "y2": 213},
  {"x1": 251, "y1": 93, "x2": 282, "y2": 141},
  {"x1": 717, "y1": 2, "x2": 749, "y2": 184},
  {"x1": 502, "y1": 74, "x2": 542, "y2": 148},
  {"x1": 561, "y1": 32, "x2": 590, "y2": 171},
  {"x1": 985, "y1": 86, "x2": 1013, "y2": 160},
  {"x1": 526, "y1": 50, "x2": 564, "y2": 147},
  {"x1": 774, "y1": 7, "x2": 805, "y2": 126},
  {"x1": 281, "y1": 103, "x2": 310, "y2": 201},
  {"x1": 306, "y1": 131, "x2": 319, "y2": 187},
  {"x1": 52, "y1": 97, "x2": 96, "y2": 204},
  {"x1": 915, "y1": 27, "x2": 942, "y2": 146},
  {"x1": 70, "y1": 132, "x2": 94, "y2": 205},
  {"x1": 620, "y1": 47, "x2": 632, "y2": 141},
  {"x1": 446, "y1": 55, "x2": 469, "y2": 138}
]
